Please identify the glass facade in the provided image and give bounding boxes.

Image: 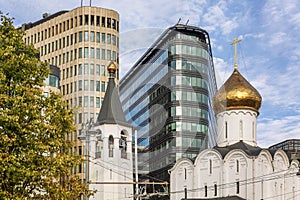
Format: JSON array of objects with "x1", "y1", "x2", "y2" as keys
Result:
[{"x1": 120, "y1": 24, "x2": 218, "y2": 183}]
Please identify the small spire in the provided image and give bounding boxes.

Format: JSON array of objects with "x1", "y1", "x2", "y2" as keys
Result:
[{"x1": 230, "y1": 38, "x2": 242, "y2": 70}]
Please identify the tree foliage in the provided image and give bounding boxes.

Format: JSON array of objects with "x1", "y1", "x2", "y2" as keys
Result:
[{"x1": 0, "y1": 13, "x2": 89, "y2": 199}]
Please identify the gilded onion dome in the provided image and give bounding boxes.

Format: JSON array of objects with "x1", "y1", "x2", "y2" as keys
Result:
[{"x1": 213, "y1": 68, "x2": 262, "y2": 114}]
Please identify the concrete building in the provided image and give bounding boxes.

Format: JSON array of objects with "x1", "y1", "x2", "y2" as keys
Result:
[
  {"x1": 119, "y1": 24, "x2": 218, "y2": 183},
  {"x1": 22, "y1": 6, "x2": 120, "y2": 180},
  {"x1": 169, "y1": 40, "x2": 300, "y2": 200},
  {"x1": 79, "y1": 63, "x2": 134, "y2": 199}
]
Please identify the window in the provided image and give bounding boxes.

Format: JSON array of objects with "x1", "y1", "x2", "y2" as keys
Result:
[
  {"x1": 107, "y1": 50, "x2": 111, "y2": 60},
  {"x1": 96, "y1": 64, "x2": 100, "y2": 75},
  {"x1": 79, "y1": 48, "x2": 83, "y2": 58},
  {"x1": 204, "y1": 185, "x2": 207, "y2": 197},
  {"x1": 225, "y1": 121, "x2": 228, "y2": 139},
  {"x1": 96, "y1": 97, "x2": 100, "y2": 108},
  {"x1": 101, "y1": 81, "x2": 105, "y2": 92},
  {"x1": 84, "y1": 15, "x2": 89, "y2": 25},
  {"x1": 101, "y1": 33, "x2": 105, "y2": 43},
  {"x1": 84, "y1": 96, "x2": 88, "y2": 107},
  {"x1": 236, "y1": 160, "x2": 239, "y2": 173},
  {"x1": 107, "y1": 34, "x2": 111, "y2": 44},
  {"x1": 79, "y1": 31, "x2": 83, "y2": 42},
  {"x1": 84, "y1": 80, "x2": 88, "y2": 91},
  {"x1": 209, "y1": 159, "x2": 212, "y2": 174},
  {"x1": 90, "y1": 48, "x2": 95, "y2": 58},
  {"x1": 96, "y1": 81, "x2": 100, "y2": 91},
  {"x1": 90, "y1": 31, "x2": 95, "y2": 42},
  {"x1": 84, "y1": 47, "x2": 89, "y2": 58},
  {"x1": 112, "y1": 35, "x2": 116, "y2": 46},
  {"x1": 101, "y1": 65, "x2": 105, "y2": 75},
  {"x1": 78, "y1": 80, "x2": 82, "y2": 91},
  {"x1": 90, "y1": 96, "x2": 94, "y2": 107},
  {"x1": 78, "y1": 64, "x2": 82, "y2": 75},
  {"x1": 214, "y1": 184, "x2": 217, "y2": 196},
  {"x1": 91, "y1": 15, "x2": 94, "y2": 25},
  {"x1": 107, "y1": 18, "x2": 111, "y2": 28},
  {"x1": 96, "y1": 32, "x2": 100, "y2": 43},
  {"x1": 78, "y1": 113, "x2": 82, "y2": 123},
  {"x1": 84, "y1": 31, "x2": 89, "y2": 42},
  {"x1": 90, "y1": 80, "x2": 94, "y2": 91},
  {"x1": 90, "y1": 64, "x2": 94, "y2": 74},
  {"x1": 79, "y1": 97, "x2": 82, "y2": 106},
  {"x1": 84, "y1": 63, "x2": 89, "y2": 74},
  {"x1": 96, "y1": 48, "x2": 100, "y2": 59},
  {"x1": 236, "y1": 181, "x2": 240, "y2": 194},
  {"x1": 101, "y1": 17, "x2": 105, "y2": 27},
  {"x1": 101, "y1": 49, "x2": 105, "y2": 60},
  {"x1": 109, "y1": 136, "x2": 114, "y2": 157},
  {"x1": 96, "y1": 16, "x2": 100, "y2": 26}
]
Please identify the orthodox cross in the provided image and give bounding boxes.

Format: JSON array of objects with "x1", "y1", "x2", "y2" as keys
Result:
[{"x1": 230, "y1": 38, "x2": 242, "y2": 70}]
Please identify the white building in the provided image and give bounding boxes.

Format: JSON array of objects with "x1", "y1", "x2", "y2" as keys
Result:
[
  {"x1": 79, "y1": 62, "x2": 134, "y2": 200},
  {"x1": 169, "y1": 42, "x2": 300, "y2": 199}
]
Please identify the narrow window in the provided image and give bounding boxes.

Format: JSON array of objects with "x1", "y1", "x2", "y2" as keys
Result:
[
  {"x1": 214, "y1": 184, "x2": 217, "y2": 196},
  {"x1": 110, "y1": 169, "x2": 112, "y2": 179},
  {"x1": 236, "y1": 181, "x2": 240, "y2": 194},
  {"x1": 84, "y1": 14, "x2": 89, "y2": 25},
  {"x1": 184, "y1": 188, "x2": 187, "y2": 199},
  {"x1": 225, "y1": 121, "x2": 228, "y2": 139},
  {"x1": 209, "y1": 159, "x2": 212, "y2": 174},
  {"x1": 239, "y1": 120, "x2": 243, "y2": 138},
  {"x1": 236, "y1": 160, "x2": 239, "y2": 173},
  {"x1": 184, "y1": 168, "x2": 187, "y2": 180},
  {"x1": 204, "y1": 185, "x2": 207, "y2": 197},
  {"x1": 109, "y1": 136, "x2": 114, "y2": 157}
]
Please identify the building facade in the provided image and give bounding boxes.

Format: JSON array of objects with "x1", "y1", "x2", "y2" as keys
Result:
[
  {"x1": 22, "y1": 6, "x2": 120, "y2": 180},
  {"x1": 169, "y1": 51, "x2": 300, "y2": 200},
  {"x1": 119, "y1": 24, "x2": 218, "y2": 182}
]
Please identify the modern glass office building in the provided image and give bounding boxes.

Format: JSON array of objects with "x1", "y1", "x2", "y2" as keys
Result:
[{"x1": 119, "y1": 24, "x2": 218, "y2": 182}]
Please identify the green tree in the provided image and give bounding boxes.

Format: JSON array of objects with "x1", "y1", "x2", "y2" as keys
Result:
[{"x1": 0, "y1": 13, "x2": 89, "y2": 199}]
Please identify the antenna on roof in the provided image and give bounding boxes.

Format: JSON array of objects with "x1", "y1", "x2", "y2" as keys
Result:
[
  {"x1": 81, "y1": 0, "x2": 83, "y2": 7},
  {"x1": 90, "y1": 0, "x2": 92, "y2": 6},
  {"x1": 185, "y1": 19, "x2": 189, "y2": 25},
  {"x1": 177, "y1": 18, "x2": 181, "y2": 24}
]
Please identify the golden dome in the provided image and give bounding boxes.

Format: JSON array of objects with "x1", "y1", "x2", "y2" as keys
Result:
[
  {"x1": 213, "y1": 69, "x2": 262, "y2": 114},
  {"x1": 107, "y1": 62, "x2": 117, "y2": 74}
]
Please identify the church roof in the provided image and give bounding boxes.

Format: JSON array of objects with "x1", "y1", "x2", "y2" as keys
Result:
[
  {"x1": 212, "y1": 69, "x2": 262, "y2": 114},
  {"x1": 96, "y1": 62, "x2": 128, "y2": 126},
  {"x1": 213, "y1": 141, "x2": 263, "y2": 158}
]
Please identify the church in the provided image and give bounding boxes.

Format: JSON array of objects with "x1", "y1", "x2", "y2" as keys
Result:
[{"x1": 169, "y1": 39, "x2": 300, "y2": 200}]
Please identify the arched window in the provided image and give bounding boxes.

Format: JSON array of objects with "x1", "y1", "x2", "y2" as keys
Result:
[
  {"x1": 204, "y1": 185, "x2": 207, "y2": 197},
  {"x1": 109, "y1": 135, "x2": 114, "y2": 157},
  {"x1": 120, "y1": 130, "x2": 127, "y2": 159},
  {"x1": 236, "y1": 160, "x2": 239, "y2": 173},
  {"x1": 209, "y1": 159, "x2": 212, "y2": 174}
]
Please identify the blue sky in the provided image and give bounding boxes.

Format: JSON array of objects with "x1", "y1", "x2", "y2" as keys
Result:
[{"x1": 1, "y1": 0, "x2": 299, "y2": 147}]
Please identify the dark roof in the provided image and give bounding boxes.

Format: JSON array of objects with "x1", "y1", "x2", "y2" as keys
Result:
[
  {"x1": 185, "y1": 196, "x2": 245, "y2": 200},
  {"x1": 213, "y1": 141, "x2": 262, "y2": 158},
  {"x1": 21, "y1": 11, "x2": 68, "y2": 30},
  {"x1": 96, "y1": 77, "x2": 128, "y2": 126}
]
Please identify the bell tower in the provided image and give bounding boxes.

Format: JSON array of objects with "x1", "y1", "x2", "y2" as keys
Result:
[{"x1": 79, "y1": 62, "x2": 133, "y2": 199}]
